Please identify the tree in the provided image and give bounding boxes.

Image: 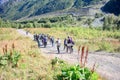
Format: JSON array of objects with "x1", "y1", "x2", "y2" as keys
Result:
[
  {"x1": 115, "y1": 15, "x2": 120, "y2": 30},
  {"x1": 103, "y1": 14, "x2": 120, "y2": 31},
  {"x1": 0, "y1": 18, "x2": 3, "y2": 27},
  {"x1": 24, "y1": 23, "x2": 33, "y2": 28},
  {"x1": 74, "y1": 0, "x2": 84, "y2": 8},
  {"x1": 86, "y1": 18, "x2": 93, "y2": 28}
]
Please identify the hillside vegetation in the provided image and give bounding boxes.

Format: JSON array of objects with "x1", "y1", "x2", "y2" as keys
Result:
[
  {"x1": 0, "y1": 0, "x2": 105, "y2": 20},
  {"x1": 0, "y1": 28, "x2": 55, "y2": 79}
]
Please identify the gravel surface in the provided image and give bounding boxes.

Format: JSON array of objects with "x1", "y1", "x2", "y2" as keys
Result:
[{"x1": 17, "y1": 29, "x2": 120, "y2": 80}]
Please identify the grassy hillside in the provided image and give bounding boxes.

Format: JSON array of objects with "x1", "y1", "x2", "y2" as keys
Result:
[
  {"x1": 0, "y1": 28, "x2": 56, "y2": 79},
  {"x1": 0, "y1": 0, "x2": 104, "y2": 20}
]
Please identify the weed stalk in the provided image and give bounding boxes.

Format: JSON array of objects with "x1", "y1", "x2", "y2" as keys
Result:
[
  {"x1": 80, "y1": 46, "x2": 85, "y2": 67},
  {"x1": 83, "y1": 46, "x2": 89, "y2": 67}
]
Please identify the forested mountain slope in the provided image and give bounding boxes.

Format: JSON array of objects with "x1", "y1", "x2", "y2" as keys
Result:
[
  {"x1": 102, "y1": 0, "x2": 120, "y2": 15},
  {"x1": 0, "y1": 0, "x2": 105, "y2": 20}
]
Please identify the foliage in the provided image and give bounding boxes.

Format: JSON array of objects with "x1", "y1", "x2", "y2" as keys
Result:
[
  {"x1": 1, "y1": 12, "x2": 120, "y2": 33},
  {"x1": 51, "y1": 45, "x2": 99, "y2": 80},
  {"x1": 0, "y1": 0, "x2": 104, "y2": 20},
  {"x1": 0, "y1": 50, "x2": 21, "y2": 68},
  {"x1": 57, "y1": 65, "x2": 99, "y2": 80},
  {"x1": 51, "y1": 57, "x2": 65, "y2": 67},
  {"x1": 50, "y1": 57, "x2": 99, "y2": 80},
  {"x1": 34, "y1": 0, "x2": 74, "y2": 16},
  {"x1": 0, "y1": 28, "x2": 56, "y2": 80},
  {"x1": 85, "y1": 18, "x2": 94, "y2": 28},
  {"x1": 74, "y1": 0, "x2": 84, "y2": 8},
  {"x1": 95, "y1": 13, "x2": 103, "y2": 18},
  {"x1": 0, "y1": 14, "x2": 76, "y2": 28},
  {"x1": 98, "y1": 41, "x2": 114, "y2": 52},
  {"x1": 103, "y1": 14, "x2": 120, "y2": 31}
]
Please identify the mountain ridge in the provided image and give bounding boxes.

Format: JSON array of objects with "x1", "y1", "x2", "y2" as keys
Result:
[
  {"x1": 102, "y1": 0, "x2": 120, "y2": 15},
  {"x1": 0, "y1": 0, "x2": 112, "y2": 20}
]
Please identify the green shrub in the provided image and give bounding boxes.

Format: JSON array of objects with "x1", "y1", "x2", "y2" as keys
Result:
[
  {"x1": 0, "y1": 50, "x2": 21, "y2": 68},
  {"x1": 51, "y1": 57, "x2": 65, "y2": 68},
  {"x1": 57, "y1": 65, "x2": 99, "y2": 80}
]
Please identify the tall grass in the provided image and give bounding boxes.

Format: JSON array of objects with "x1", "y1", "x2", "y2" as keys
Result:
[
  {"x1": 98, "y1": 42, "x2": 114, "y2": 52},
  {"x1": 0, "y1": 28, "x2": 60, "y2": 80}
]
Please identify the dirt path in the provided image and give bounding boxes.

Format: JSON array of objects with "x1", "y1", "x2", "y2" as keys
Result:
[{"x1": 17, "y1": 29, "x2": 120, "y2": 80}]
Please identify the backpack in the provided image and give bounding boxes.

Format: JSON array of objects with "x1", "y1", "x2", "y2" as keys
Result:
[{"x1": 56, "y1": 40, "x2": 61, "y2": 47}]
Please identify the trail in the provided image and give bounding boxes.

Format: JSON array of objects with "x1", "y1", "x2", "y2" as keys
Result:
[{"x1": 17, "y1": 29, "x2": 120, "y2": 80}]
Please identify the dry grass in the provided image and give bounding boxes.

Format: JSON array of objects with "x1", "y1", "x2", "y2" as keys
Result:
[
  {"x1": 0, "y1": 28, "x2": 18, "y2": 40},
  {"x1": 78, "y1": 46, "x2": 103, "y2": 80},
  {"x1": 0, "y1": 28, "x2": 54, "y2": 80},
  {"x1": 25, "y1": 28, "x2": 68, "y2": 39}
]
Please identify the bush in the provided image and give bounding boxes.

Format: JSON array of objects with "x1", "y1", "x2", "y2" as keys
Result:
[
  {"x1": 57, "y1": 65, "x2": 99, "y2": 80},
  {"x1": 51, "y1": 54, "x2": 99, "y2": 80},
  {"x1": 0, "y1": 50, "x2": 21, "y2": 68},
  {"x1": 95, "y1": 13, "x2": 103, "y2": 18},
  {"x1": 43, "y1": 23, "x2": 52, "y2": 28},
  {"x1": 51, "y1": 57, "x2": 65, "y2": 68},
  {"x1": 0, "y1": 43, "x2": 21, "y2": 68}
]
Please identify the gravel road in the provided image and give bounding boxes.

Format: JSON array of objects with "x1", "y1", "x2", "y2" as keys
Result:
[{"x1": 17, "y1": 29, "x2": 120, "y2": 80}]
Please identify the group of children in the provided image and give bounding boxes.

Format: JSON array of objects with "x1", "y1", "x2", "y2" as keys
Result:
[{"x1": 33, "y1": 33, "x2": 75, "y2": 54}]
